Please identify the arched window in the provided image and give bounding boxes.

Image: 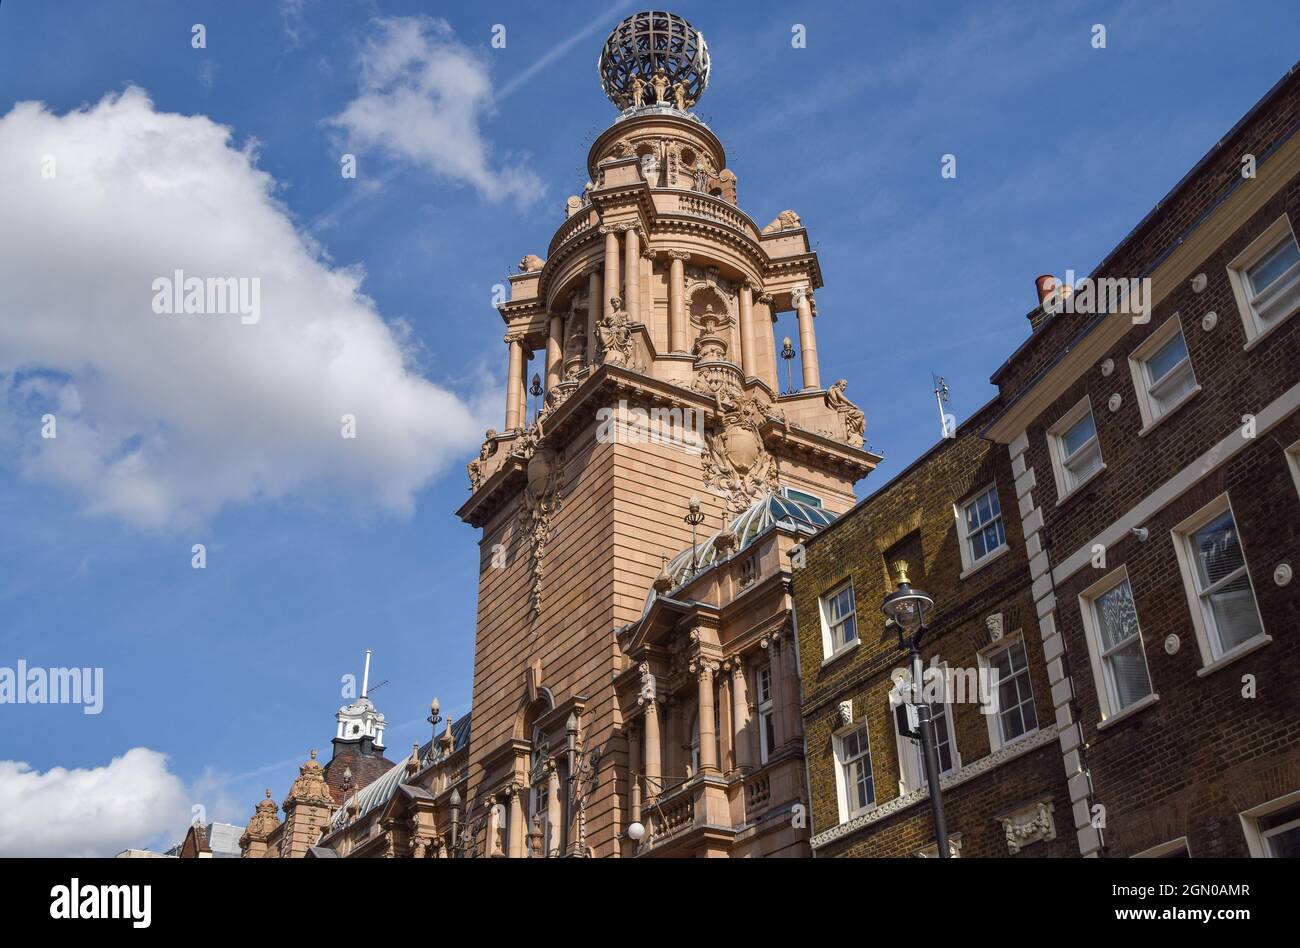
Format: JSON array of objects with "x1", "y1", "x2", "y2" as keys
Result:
[{"x1": 529, "y1": 725, "x2": 551, "y2": 857}]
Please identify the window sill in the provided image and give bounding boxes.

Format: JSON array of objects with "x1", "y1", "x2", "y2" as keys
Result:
[
  {"x1": 1055, "y1": 463, "x2": 1108, "y2": 508},
  {"x1": 1138, "y1": 385, "x2": 1203, "y2": 437},
  {"x1": 821, "y1": 640, "x2": 860, "y2": 669},
  {"x1": 1196, "y1": 633, "x2": 1273, "y2": 678},
  {"x1": 989, "y1": 726, "x2": 1040, "y2": 755},
  {"x1": 1242, "y1": 302, "x2": 1299, "y2": 351},
  {"x1": 959, "y1": 543, "x2": 1010, "y2": 579},
  {"x1": 1097, "y1": 692, "x2": 1160, "y2": 732}
]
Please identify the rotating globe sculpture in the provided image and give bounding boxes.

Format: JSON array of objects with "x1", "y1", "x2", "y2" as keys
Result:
[{"x1": 598, "y1": 11, "x2": 710, "y2": 113}]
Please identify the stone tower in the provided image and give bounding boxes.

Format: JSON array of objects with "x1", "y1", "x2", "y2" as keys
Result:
[{"x1": 456, "y1": 11, "x2": 877, "y2": 857}]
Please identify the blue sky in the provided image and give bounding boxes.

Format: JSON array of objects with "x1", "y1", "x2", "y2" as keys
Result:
[{"x1": 0, "y1": 0, "x2": 1295, "y2": 854}]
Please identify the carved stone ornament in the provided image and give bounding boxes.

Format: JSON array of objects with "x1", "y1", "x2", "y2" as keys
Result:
[
  {"x1": 285, "y1": 749, "x2": 333, "y2": 808},
  {"x1": 986, "y1": 612, "x2": 1004, "y2": 643},
  {"x1": 702, "y1": 393, "x2": 781, "y2": 515},
  {"x1": 519, "y1": 254, "x2": 545, "y2": 273},
  {"x1": 638, "y1": 662, "x2": 657, "y2": 706},
  {"x1": 835, "y1": 701, "x2": 853, "y2": 728},
  {"x1": 761, "y1": 209, "x2": 801, "y2": 234},
  {"x1": 467, "y1": 430, "x2": 499, "y2": 492},
  {"x1": 1000, "y1": 800, "x2": 1056, "y2": 855},
  {"x1": 513, "y1": 427, "x2": 565, "y2": 622},
  {"x1": 824, "y1": 378, "x2": 866, "y2": 447},
  {"x1": 595, "y1": 298, "x2": 635, "y2": 368},
  {"x1": 241, "y1": 789, "x2": 281, "y2": 844}
]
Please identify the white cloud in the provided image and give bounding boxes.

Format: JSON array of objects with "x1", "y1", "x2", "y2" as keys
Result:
[
  {"x1": 0, "y1": 88, "x2": 488, "y2": 530},
  {"x1": 0, "y1": 748, "x2": 191, "y2": 857},
  {"x1": 329, "y1": 16, "x2": 543, "y2": 205}
]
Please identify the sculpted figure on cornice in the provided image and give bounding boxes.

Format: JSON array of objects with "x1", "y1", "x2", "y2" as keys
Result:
[
  {"x1": 761, "y1": 210, "x2": 802, "y2": 234},
  {"x1": 596, "y1": 297, "x2": 635, "y2": 368},
  {"x1": 825, "y1": 379, "x2": 866, "y2": 448},
  {"x1": 519, "y1": 254, "x2": 545, "y2": 273},
  {"x1": 467, "y1": 429, "x2": 499, "y2": 491}
]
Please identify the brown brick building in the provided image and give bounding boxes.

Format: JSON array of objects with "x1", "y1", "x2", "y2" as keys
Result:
[
  {"x1": 793, "y1": 402, "x2": 1073, "y2": 857},
  {"x1": 796, "y1": 62, "x2": 1300, "y2": 858}
]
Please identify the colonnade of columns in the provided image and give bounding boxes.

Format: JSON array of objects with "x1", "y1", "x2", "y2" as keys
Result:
[
  {"x1": 503, "y1": 233, "x2": 826, "y2": 432},
  {"x1": 633, "y1": 633, "x2": 803, "y2": 809}
]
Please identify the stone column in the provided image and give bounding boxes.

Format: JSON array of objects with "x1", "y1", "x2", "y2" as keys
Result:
[
  {"x1": 545, "y1": 764, "x2": 561, "y2": 856},
  {"x1": 504, "y1": 335, "x2": 524, "y2": 430},
  {"x1": 642, "y1": 702, "x2": 661, "y2": 800},
  {"x1": 545, "y1": 314, "x2": 564, "y2": 389},
  {"x1": 766, "y1": 636, "x2": 786, "y2": 747},
  {"x1": 623, "y1": 226, "x2": 640, "y2": 323},
  {"x1": 586, "y1": 266, "x2": 602, "y2": 365},
  {"x1": 782, "y1": 631, "x2": 803, "y2": 742},
  {"x1": 793, "y1": 286, "x2": 821, "y2": 390},
  {"x1": 695, "y1": 660, "x2": 718, "y2": 774},
  {"x1": 718, "y1": 662, "x2": 735, "y2": 773},
  {"x1": 602, "y1": 226, "x2": 620, "y2": 321},
  {"x1": 627, "y1": 722, "x2": 643, "y2": 825},
  {"x1": 507, "y1": 784, "x2": 525, "y2": 858},
  {"x1": 757, "y1": 294, "x2": 779, "y2": 393},
  {"x1": 668, "y1": 251, "x2": 690, "y2": 352},
  {"x1": 738, "y1": 281, "x2": 757, "y2": 379},
  {"x1": 731, "y1": 662, "x2": 751, "y2": 770}
]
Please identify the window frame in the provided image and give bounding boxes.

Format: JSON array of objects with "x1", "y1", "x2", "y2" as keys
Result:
[
  {"x1": 1046, "y1": 396, "x2": 1105, "y2": 503},
  {"x1": 1077, "y1": 565, "x2": 1157, "y2": 724},
  {"x1": 1127, "y1": 313, "x2": 1200, "y2": 433},
  {"x1": 1132, "y1": 837, "x2": 1192, "y2": 858},
  {"x1": 1286, "y1": 438, "x2": 1300, "y2": 502},
  {"x1": 1170, "y1": 492, "x2": 1270, "y2": 672},
  {"x1": 888, "y1": 665, "x2": 960, "y2": 795},
  {"x1": 977, "y1": 632, "x2": 1039, "y2": 753},
  {"x1": 1227, "y1": 213, "x2": 1300, "y2": 348},
  {"x1": 955, "y1": 483, "x2": 1009, "y2": 575},
  {"x1": 818, "y1": 579, "x2": 859, "y2": 660},
  {"x1": 832, "y1": 722, "x2": 875, "y2": 823},
  {"x1": 1240, "y1": 790, "x2": 1300, "y2": 858},
  {"x1": 756, "y1": 664, "x2": 775, "y2": 765}
]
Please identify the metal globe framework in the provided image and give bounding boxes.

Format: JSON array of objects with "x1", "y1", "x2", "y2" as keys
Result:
[{"x1": 598, "y1": 11, "x2": 710, "y2": 111}]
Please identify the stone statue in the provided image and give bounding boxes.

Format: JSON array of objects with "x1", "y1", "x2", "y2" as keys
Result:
[
  {"x1": 596, "y1": 298, "x2": 634, "y2": 367},
  {"x1": 761, "y1": 210, "x2": 802, "y2": 234},
  {"x1": 672, "y1": 80, "x2": 689, "y2": 111},
  {"x1": 630, "y1": 73, "x2": 647, "y2": 108},
  {"x1": 825, "y1": 379, "x2": 865, "y2": 447},
  {"x1": 651, "y1": 68, "x2": 671, "y2": 106},
  {"x1": 519, "y1": 254, "x2": 545, "y2": 273},
  {"x1": 467, "y1": 430, "x2": 498, "y2": 491}
]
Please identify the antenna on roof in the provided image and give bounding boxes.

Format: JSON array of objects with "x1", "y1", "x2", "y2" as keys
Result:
[
  {"x1": 932, "y1": 374, "x2": 956, "y2": 440},
  {"x1": 361, "y1": 650, "x2": 372, "y2": 698}
]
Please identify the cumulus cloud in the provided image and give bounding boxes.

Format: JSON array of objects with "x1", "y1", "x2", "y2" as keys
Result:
[
  {"x1": 0, "y1": 88, "x2": 486, "y2": 530},
  {"x1": 0, "y1": 748, "x2": 191, "y2": 857},
  {"x1": 329, "y1": 16, "x2": 543, "y2": 205}
]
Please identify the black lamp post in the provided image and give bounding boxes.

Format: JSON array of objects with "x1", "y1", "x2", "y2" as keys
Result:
[
  {"x1": 530, "y1": 372, "x2": 543, "y2": 420},
  {"x1": 684, "y1": 495, "x2": 705, "y2": 574},
  {"x1": 881, "y1": 559, "x2": 950, "y2": 857},
  {"x1": 780, "y1": 336, "x2": 796, "y2": 394}
]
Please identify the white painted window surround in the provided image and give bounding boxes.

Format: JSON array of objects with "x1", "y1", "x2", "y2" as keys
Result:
[
  {"x1": 956, "y1": 484, "x2": 1007, "y2": 573},
  {"x1": 1046, "y1": 396, "x2": 1104, "y2": 502},
  {"x1": 1170, "y1": 493, "x2": 1269, "y2": 672},
  {"x1": 888, "y1": 666, "x2": 959, "y2": 795},
  {"x1": 1227, "y1": 213, "x2": 1300, "y2": 348},
  {"x1": 1241, "y1": 790, "x2": 1300, "y2": 857},
  {"x1": 1077, "y1": 566, "x2": 1155, "y2": 722},
  {"x1": 978, "y1": 634, "x2": 1039, "y2": 752},
  {"x1": 1127, "y1": 313, "x2": 1200, "y2": 433},
  {"x1": 832, "y1": 723, "x2": 875, "y2": 823},
  {"x1": 818, "y1": 580, "x2": 858, "y2": 660}
]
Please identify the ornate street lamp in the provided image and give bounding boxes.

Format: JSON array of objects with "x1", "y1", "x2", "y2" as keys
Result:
[
  {"x1": 530, "y1": 372, "x2": 543, "y2": 420},
  {"x1": 881, "y1": 559, "x2": 951, "y2": 857},
  {"x1": 780, "y1": 336, "x2": 796, "y2": 394},
  {"x1": 684, "y1": 495, "x2": 705, "y2": 574}
]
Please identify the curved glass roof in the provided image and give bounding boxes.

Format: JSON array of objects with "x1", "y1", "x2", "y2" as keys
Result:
[{"x1": 651, "y1": 491, "x2": 836, "y2": 604}]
